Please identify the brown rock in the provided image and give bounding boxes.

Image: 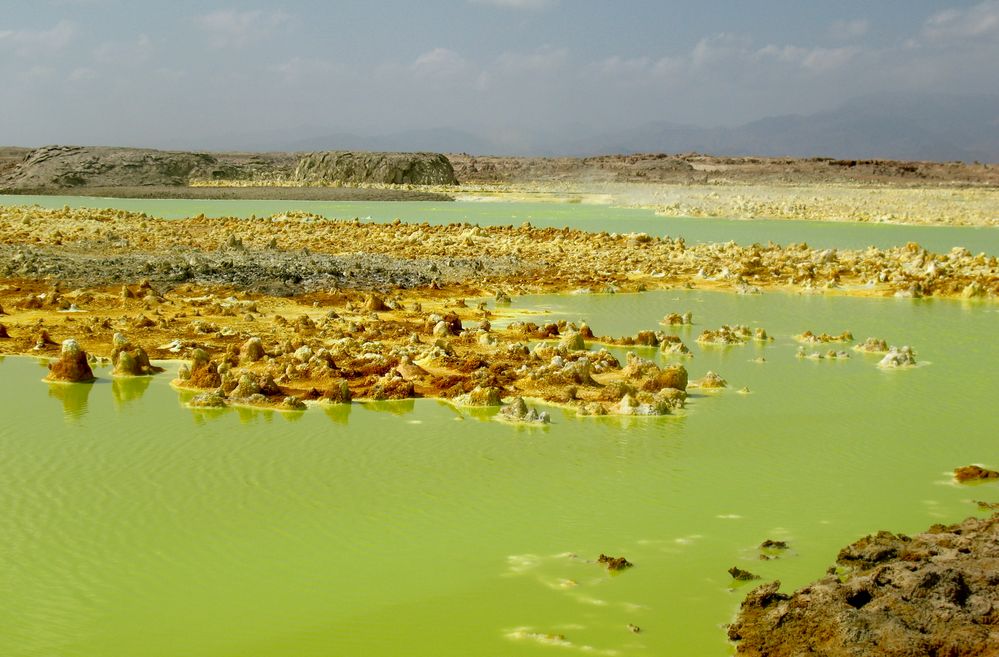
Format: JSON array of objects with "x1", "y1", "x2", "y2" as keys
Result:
[
  {"x1": 186, "y1": 349, "x2": 221, "y2": 389},
  {"x1": 110, "y1": 332, "x2": 164, "y2": 376},
  {"x1": 955, "y1": 465, "x2": 999, "y2": 483},
  {"x1": 597, "y1": 554, "x2": 633, "y2": 571},
  {"x1": 729, "y1": 567, "x2": 761, "y2": 581},
  {"x1": 45, "y1": 339, "x2": 96, "y2": 383},
  {"x1": 728, "y1": 514, "x2": 999, "y2": 657},
  {"x1": 364, "y1": 294, "x2": 388, "y2": 312}
]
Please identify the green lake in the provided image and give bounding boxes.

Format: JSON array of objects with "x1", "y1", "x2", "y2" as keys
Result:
[
  {"x1": 3, "y1": 195, "x2": 998, "y2": 255},
  {"x1": 2, "y1": 286, "x2": 997, "y2": 657},
  {"x1": 3, "y1": 197, "x2": 998, "y2": 655}
]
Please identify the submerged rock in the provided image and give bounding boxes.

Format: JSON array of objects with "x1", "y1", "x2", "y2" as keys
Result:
[
  {"x1": 729, "y1": 567, "x2": 761, "y2": 582},
  {"x1": 728, "y1": 514, "x2": 999, "y2": 657},
  {"x1": 693, "y1": 371, "x2": 728, "y2": 389},
  {"x1": 698, "y1": 325, "x2": 753, "y2": 345},
  {"x1": 662, "y1": 311, "x2": 693, "y2": 326},
  {"x1": 796, "y1": 330, "x2": 854, "y2": 344},
  {"x1": 597, "y1": 554, "x2": 633, "y2": 571},
  {"x1": 954, "y1": 465, "x2": 999, "y2": 483},
  {"x1": 498, "y1": 396, "x2": 550, "y2": 424},
  {"x1": 878, "y1": 345, "x2": 917, "y2": 368},
  {"x1": 854, "y1": 336, "x2": 890, "y2": 353},
  {"x1": 45, "y1": 339, "x2": 96, "y2": 383}
]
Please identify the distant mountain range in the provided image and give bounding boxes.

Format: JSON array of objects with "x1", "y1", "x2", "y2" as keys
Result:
[
  {"x1": 189, "y1": 93, "x2": 999, "y2": 162},
  {"x1": 574, "y1": 93, "x2": 999, "y2": 162}
]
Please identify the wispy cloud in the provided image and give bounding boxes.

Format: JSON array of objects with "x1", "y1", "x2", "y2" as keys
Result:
[
  {"x1": 495, "y1": 45, "x2": 568, "y2": 74},
  {"x1": 0, "y1": 21, "x2": 77, "y2": 57},
  {"x1": 412, "y1": 48, "x2": 469, "y2": 78},
  {"x1": 829, "y1": 18, "x2": 870, "y2": 40},
  {"x1": 923, "y1": 0, "x2": 999, "y2": 41},
  {"x1": 94, "y1": 34, "x2": 153, "y2": 66},
  {"x1": 194, "y1": 9, "x2": 292, "y2": 48}
]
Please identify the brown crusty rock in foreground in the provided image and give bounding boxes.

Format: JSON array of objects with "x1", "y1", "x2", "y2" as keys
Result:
[
  {"x1": 45, "y1": 339, "x2": 96, "y2": 383},
  {"x1": 728, "y1": 514, "x2": 999, "y2": 657}
]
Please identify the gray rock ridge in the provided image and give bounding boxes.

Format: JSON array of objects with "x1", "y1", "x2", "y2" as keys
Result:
[
  {"x1": 3, "y1": 145, "x2": 222, "y2": 189},
  {"x1": 1, "y1": 146, "x2": 457, "y2": 190},
  {"x1": 294, "y1": 151, "x2": 457, "y2": 185}
]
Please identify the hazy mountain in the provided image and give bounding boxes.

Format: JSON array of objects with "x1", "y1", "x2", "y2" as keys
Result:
[
  {"x1": 285, "y1": 128, "x2": 495, "y2": 155},
  {"x1": 572, "y1": 93, "x2": 999, "y2": 162},
  {"x1": 163, "y1": 93, "x2": 999, "y2": 162}
]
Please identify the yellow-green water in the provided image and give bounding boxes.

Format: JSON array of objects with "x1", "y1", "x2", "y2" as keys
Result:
[
  {"x1": 2, "y1": 288, "x2": 997, "y2": 657},
  {"x1": 3, "y1": 195, "x2": 998, "y2": 254}
]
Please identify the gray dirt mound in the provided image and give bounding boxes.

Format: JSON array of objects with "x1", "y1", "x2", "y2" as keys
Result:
[
  {"x1": 728, "y1": 513, "x2": 999, "y2": 657},
  {"x1": 2, "y1": 145, "x2": 225, "y2": 189},
  {"x1": 294, "y1": 151, "x2": 457, "y2": 185}
]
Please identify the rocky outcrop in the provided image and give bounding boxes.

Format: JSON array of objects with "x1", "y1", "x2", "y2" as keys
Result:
[
  {"x1": 498, "y1": 396, "x2": 550, "y2": 424},
  {"x1": 294, "y1": 151, "x2": 458, "y2": 186},
  {"x1": 855, "y1": 337, "x2": 890, "y2": 353},
  {"x1": 110, "y1": 332, "x2": 164, "y2": 376},
  {"x1": 878, "y1": 346, "x2": 917, "y2": 368},
  {"x1": 597, "y1": 554, "x2": 633, "y2": 571},
  {"x1": 692, "y1": 371, "x2": 727, "y2": 388},
  {"x1": 3, "y1": 146, "x2": 221, "y2": 189},
  {"x1": 954, "y1": 465, "x2": 999, "y2": 483},
  {"x1": 45, "y1": 339, "x2": 96, "y2": 383},
  {"x1": 728, "y1": 514, "x2": 999, "y2": 657}
]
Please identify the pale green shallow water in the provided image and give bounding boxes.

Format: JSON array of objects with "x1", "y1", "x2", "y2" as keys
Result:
[
  {"x1": 3, "y1": 195, "x2": 998, "y2": 254},
  {"x1": 2, "y1": 289, "x2": 997, "y2": 657}
]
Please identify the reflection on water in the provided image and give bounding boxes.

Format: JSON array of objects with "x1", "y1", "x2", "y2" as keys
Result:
[
  {"x1": 187, "y1": 406, "x2": 227, "y2": 426},
  {"x1": 46, "y1": 380, "x2": 95, "y2": 421},
  {"x1": 235, "y1": 406, "x2": 276, "y2": 425},
  {"x1": 111, "y1": 375, "x2": 152, "y2": 407},
  {"x1": 360, "y1": 399, "x2": 416, "y2": 416},
  {"x1": 324, "y1": 402, "x2": 352, "y2": 425}
]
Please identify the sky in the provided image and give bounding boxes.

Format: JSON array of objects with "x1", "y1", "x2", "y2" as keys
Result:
[{"x1": 1, "y1": 0, "x2": 998, "y2": 149}]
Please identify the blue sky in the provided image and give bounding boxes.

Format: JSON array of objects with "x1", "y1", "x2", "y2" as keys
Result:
[{"x1": 2, "y1": 0, "x2": 997, "y2": 148}]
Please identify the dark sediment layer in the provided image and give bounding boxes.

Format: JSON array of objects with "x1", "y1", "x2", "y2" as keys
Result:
[
  {"x1": 728, "y1": 513, "x2": 999, "y2": 657},
  {"x1": 0, "y1": 243, "x2": 520, "y2": 295},
  {"x1": 0, "y1": 185, "x2": 452, "y2": 201}
]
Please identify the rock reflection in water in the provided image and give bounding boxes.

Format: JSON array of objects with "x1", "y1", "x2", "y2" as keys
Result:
[
  {"x1": 324, "y1": 402, "x2": 352, "y2": 425},
  {"x1": 111, "y1": 375, "x2": 152, "y2": 407},
  {"x1": 47, "y1": 380, "x2": 94, "y2": 421},
  {"x1": 360, "y1": 399, "x2": 416, "y2": 416},
  {"x1": 235, "y1": 406, "x2": 274, "y2": 425}
]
